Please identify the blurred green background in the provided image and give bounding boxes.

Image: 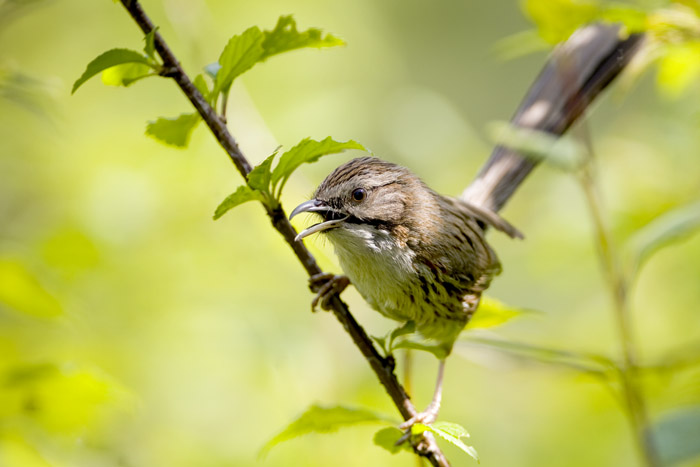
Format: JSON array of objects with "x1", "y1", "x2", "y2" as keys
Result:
[{"x1": 1, "y1": 0, "x2": 699, "y2": 466}]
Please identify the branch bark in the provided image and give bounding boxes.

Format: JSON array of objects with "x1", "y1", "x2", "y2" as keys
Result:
[{"x1": 118, "y1": 0, "x2": 447, "y2": 465}]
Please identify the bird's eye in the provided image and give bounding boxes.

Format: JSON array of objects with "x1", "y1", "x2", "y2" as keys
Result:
[{"x1": 351, "y1": 188, "x2": 366, "y2": 202}]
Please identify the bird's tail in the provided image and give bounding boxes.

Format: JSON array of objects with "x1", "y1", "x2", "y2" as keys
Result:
[{"x1": 462, "y1": 23, "x2": 645, "y2": 213}]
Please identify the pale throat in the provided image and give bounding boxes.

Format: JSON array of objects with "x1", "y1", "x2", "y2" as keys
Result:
[{"x1": 325, "y1": 224, "x2": 418, "y2": 322}]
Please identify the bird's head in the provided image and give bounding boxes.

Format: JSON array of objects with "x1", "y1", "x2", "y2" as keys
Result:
[{"x1": 290, "y1": 157, "x2": 436, "y2": 242}]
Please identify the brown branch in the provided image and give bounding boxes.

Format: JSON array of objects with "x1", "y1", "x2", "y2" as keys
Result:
[{"x1": 118, "y1": 0, "x2": 447, "y2": 465}]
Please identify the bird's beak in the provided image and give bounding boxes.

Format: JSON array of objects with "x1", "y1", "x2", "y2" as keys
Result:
[{"x1": 289, "y1": 199, "x2": 349, "y2": 242}]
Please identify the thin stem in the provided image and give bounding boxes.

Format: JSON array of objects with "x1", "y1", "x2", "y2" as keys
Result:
[
  {"x1": 578, "y1": 163, "x2": 660, "y2": 467},
  {"x1": 117, "y1": 1, "x2": 447, "y2": 465},
  {"x1": 404, "y1": 349, "x2": 413, "y2": 396}
]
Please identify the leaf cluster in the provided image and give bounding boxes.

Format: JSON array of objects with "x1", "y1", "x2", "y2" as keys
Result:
[
  {"x1": 213, "y1": 137, "x2": 366, "y2": 218},
  {"x1": 260, "y1": 404, "x2": 479, "y2": 462},
  {"x1": 73, "y1": 16, "x2": 344, "y2": 148},
  {"x1": 508, "y1": 0, "x2": 700, "y2": 97}
]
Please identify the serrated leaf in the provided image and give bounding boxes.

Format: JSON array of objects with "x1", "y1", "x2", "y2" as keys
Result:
[
  {"x1": 145, "y1": 113, "x2": 201, "y2": 148},
  {"x1": 247, "y1": 151, "x2": 278, "y2": 193},
  {"x1": 144, "y1": 27, "x2": 157, "y2": 59},
  {"x1": 260, "y1": 404, "x2": 394, "y2": 458},
  {"x1": 213, "y1": 185, "x2": 265, "y2": 220},
  {"x1": 432, "y1": 421, "x2": 471, "y2": 439},
  {"x1": 653, "y1": 406, "x2": 700, "y2": 466},
  {"x1": 424, "y1": 422, "x2": 479, "y2": 462},
  {"x1": 211, "y1": 16, "x2": 344, "y2": 99},
  {"x1": 625, "y1": 200, "x2": 700, "y2": 279},
  {"x1": 72, "y1": 48, "x2": 154, "y2": 94},
  {"x1": 271, "y1": 137, "x2": 366, "y2": 198},
  {"x1": 215, "y1": 26, "x2": 265, "y2": 95},
  {"x1": 467, "y1": 296, "x2": 528, "y2": 329},
  {"x1": 261, "y1": 15, "x2": 345, "y2": 60},
  {"x1": 0, "y1": 259, "x2": 62, "y2": 318},
  {"x1": 373, "y1": 427, "x2": 412, "y2": 454},
  {"x1": 101, "y1": 62, "x2": 154, "y2": 87}
]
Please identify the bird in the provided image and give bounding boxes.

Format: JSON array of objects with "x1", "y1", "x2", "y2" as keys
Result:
[{"x1": 289, "y1": 156, "x2": 522, "y2": 430}]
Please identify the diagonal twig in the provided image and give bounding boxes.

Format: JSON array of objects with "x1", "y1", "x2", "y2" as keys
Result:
[
  {"x1": 115, "y1": 3, "x2": 645, "y2": 465},
  {"x1": 118, "y1": 0, "x2": 448, "y2": 465}
]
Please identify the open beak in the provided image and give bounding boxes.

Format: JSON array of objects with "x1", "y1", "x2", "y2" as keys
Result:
[{"x1": 289, "y1": 199, "x2": 349, "y2": 242}]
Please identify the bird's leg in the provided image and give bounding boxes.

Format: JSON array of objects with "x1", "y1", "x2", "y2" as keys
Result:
[
  {"x1": 308, "y1": 273, "x2": 350, "y2": 312},
  {"x1": 399, "y1": 359, "x2": 445, "y2": 430}
]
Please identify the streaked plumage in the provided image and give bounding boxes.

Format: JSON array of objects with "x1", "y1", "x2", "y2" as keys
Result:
[{"x1": 294, "y1": 157, "x2": 521, "y2": 354}]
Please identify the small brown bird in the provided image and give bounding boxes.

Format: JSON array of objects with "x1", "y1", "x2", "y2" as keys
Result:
[{"x1": 290, "y1": 156, "x2": 522, "y2": 429}]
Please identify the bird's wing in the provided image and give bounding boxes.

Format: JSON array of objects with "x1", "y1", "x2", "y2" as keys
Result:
[{"x1": 453, "y1": 199, "x2": 524, "y2": 240}]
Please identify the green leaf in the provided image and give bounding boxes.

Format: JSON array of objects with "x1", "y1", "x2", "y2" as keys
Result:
[
  {"x1": 260, "y1": 404, "x2": 394, "y2": 458},
  {"x1": 247, "y1": 151, "x2": 278, "y2": 193},
  {"x1": 599, "y1": 6, "x2": 648, "y2": 33},
  {"x1": 392, "y1": 339, "x2": 449, "y2": 360},
  {"x1": 493, "y1": 30, "x2": 550, "y2": 60},
  {"x1": 72, "y1": 48, "x2": 154, "y2": 94},
  {"x1": 261, "y1": 15, "x2": 345, "y2": 60},
  {"x1": 143, "y1": 27, "x2": 157, "y2": 60},
  {"x1": 624, "y1": 200, "x2": 700, "y2": 279},
  {"x1": 432, "y1": 421, "x2": 471, "y2": 439},
  {"x1": 372, "y1": 321, "x2": 416, "y2": 356},
  {"x1": 412, "y1": 422, "x2": 479, "y2": 462},
  {"x1": 145, "y1": 113, "x2": 201, "y2": 148},
  {"x1": 271, "y1": 137, "x2": 367, "y2": 198},
  {"x1": 0, "y1": 67, "x2": 51, "y2": 116},
  {"x1": 461, "y1": 335, "x2": 615, "y2": 378},
  {"x1": 215, "y1": 26, "x2": 265, "y2": 95},
  {"x1": 657, "y1": 42, "x2": 700, "y2": 98},
  {"x1": 522, "y1": 0, "x2": 599, "y2": 44},
  {"x1": 653, "y1": 407, "x2": 700, "y2": 466},
  {"x1": 101, "y1": 62, "x2": 154, "y2": 87},
  {"x1": 487, "y1": 120, "x2": 587, "y2": 171},
  {"x1": 0, "y1": 434, "x2": 51, "y2": 466},
  {"x1": 2, "y1": 364, "x2": 116, "y2": 435},
  {"x1": 388, "y1": 321, "x2": 415, "y2": 350},
  {"x1": 0, "y1": 259, "x2": 62, "y2": 318},
  {"x1": 212, "y1": 16, "x2": 345, "y2": 98},
  {"x1": 213, "y1": 185, "x2": 265, "y2": 220},
  {"x1": 467, "y1": 296, "x2": 529, "y2": 329},
  {"x1": 193, "y1": 74, "x2": 211, "y2": 102},
  {"x1": 373, "y1": 427, "x2": 412, "y2": 454}
]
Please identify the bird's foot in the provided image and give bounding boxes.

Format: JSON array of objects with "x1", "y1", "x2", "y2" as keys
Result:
[
  {"x1": 309, "y1": 273, "x2": 350, "y2": 312},
  {"x1": 395, "y1": 401, "x2": 441, "y2": 447},
  {"x1": 399, "y1": 402, "x2": 440, "y2": 431}
]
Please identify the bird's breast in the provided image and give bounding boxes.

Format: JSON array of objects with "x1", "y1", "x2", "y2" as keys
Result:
[
  {"x1": 328, "y1": 225, "x2": 417, "y2": 317},
  {"x1": 325, "y1": 225, "x2": 468, "y2": 343}
]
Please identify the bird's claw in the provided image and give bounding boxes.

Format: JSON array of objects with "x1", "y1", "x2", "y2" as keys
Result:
[
  {"x1": 398, "y1": 406, "x2": 439, "y2": 431},
  {"x1": 309, "y1": 273, "x2": 350, "y2": 312},
  {"x1": 395, "y1": 420, "x2": 439, "y2": 455},
  {"x1": 395, "y1": 402, "x2": 440, "y2": 448}
]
